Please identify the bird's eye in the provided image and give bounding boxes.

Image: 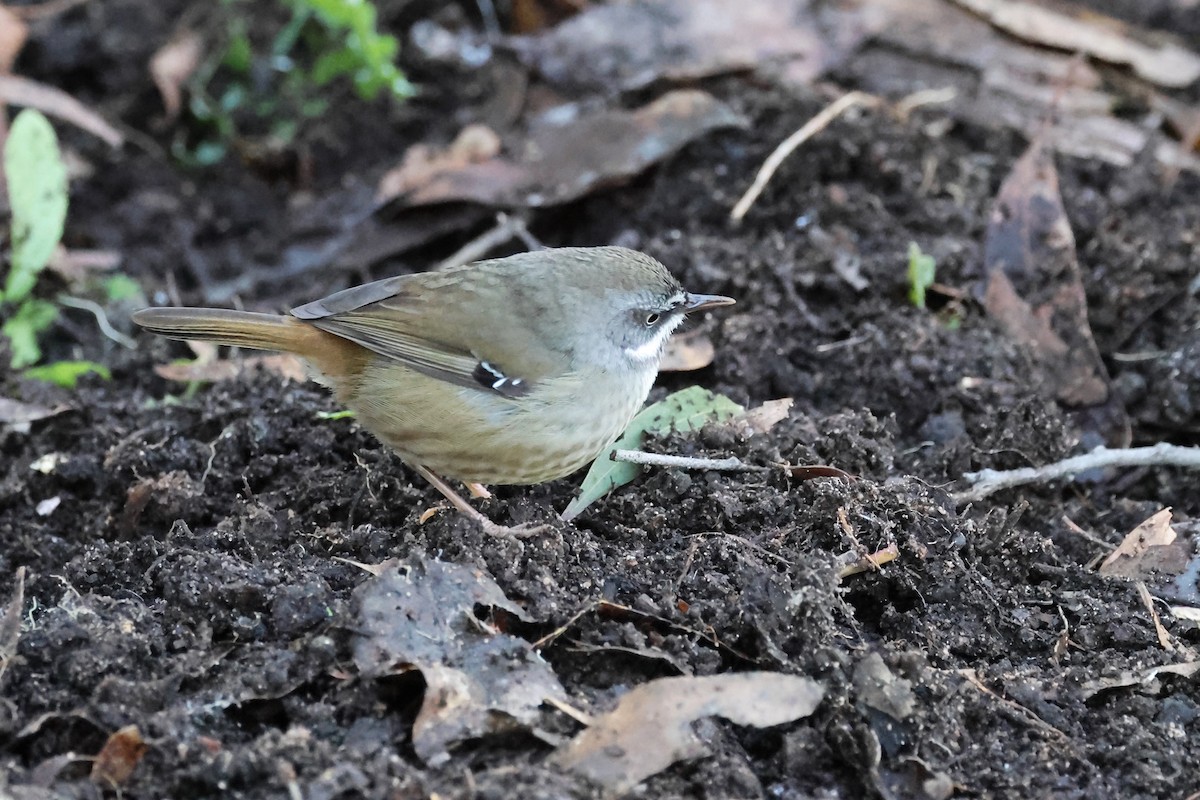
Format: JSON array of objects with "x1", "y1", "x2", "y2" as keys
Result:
[{"x1": 644, "y1": 313, "x2": 660, "y2": 326}]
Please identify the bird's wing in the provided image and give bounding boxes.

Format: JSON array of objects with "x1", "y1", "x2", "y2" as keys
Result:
[{"x1": 290, "y1": 268, "x2": 563, "y2": 398}]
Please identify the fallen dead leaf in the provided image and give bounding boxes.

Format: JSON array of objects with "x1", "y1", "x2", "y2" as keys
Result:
[
  {"x1": 377, "y1": 124, "x2": 501, "y2": 203},
  {"x1": 1099, "y1": 508, "x2": 1190, "y2": 579},
  {"x1": 855, "y1": 652, "x2": 916, "y2": 720},
  {"x1": 46, "y1": 247, "x2": 123, "y2": 286},
  {"x1": 351, "y1": 559, "x2": 566, "y2": 766},
  {"x1": 855, "y1": 0, "x2": 1200, "y2": 172},
  {"x1": 737, "y1": 398, "x2": 794, "y2": 435},
  {"x1": 149, "y1": 31, "x2": 203, "y2": 121},
  {"x1": 553, "y1": 672, "x2": 824, "y2": 793},
  {"x1": 90, "y1": 725, "x2": 147, "y2": 787},
  {"x1": 659, "y1": 331, "x2": 716, "y2": 372},
  {"x1": 518, "y1": 0, "x2": 880, "y2": 92},
  {"x1": 0, "y1": 75, "x2": 123, "y2": 146},
  {"x1": 950, "y1": 0, "x2": 1200, "y2": 88},
  {"x1": 786, "y1": 464, "x2": 855, "y2": 482},
  {"x1": 1079, "y1": 660, "x2": 1200, "y2": 699},
  {"x1": 154, "y1": 353, "x2": 307, "y2": 384},
  {"x1": 397, "y1": 90, "x2": 744, "y2": 209},
  {"x1": 980, "y1": 135, "x2": 1129, "y2": 445},
  {"x1": 0, "y1": 397, "x2": 69, "y2": 432},
  {"x1": 0, "y1": 4, "x2": 28, "y2": 74}
]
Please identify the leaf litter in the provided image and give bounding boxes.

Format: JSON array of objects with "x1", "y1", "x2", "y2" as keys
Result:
[
  {"x1": 980, "y1": 134, "x2": 1130, "y2": 445},
  {"x1": 553, "y1": 672, "x2": 824, "y2": 794},
  {"x1": 350, "y1": 558, "x2": 567, "y2": 766}
]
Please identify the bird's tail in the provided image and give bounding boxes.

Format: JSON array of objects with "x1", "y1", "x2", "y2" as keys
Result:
[
  {"x1": 131, "y1": 308, "x2": 310, "y2": 352},
  {"x1": 132, "y1": 307, "x2": 365, "y2": 383}
]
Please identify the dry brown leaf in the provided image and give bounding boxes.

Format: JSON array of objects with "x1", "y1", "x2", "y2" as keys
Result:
[
  {"x1": 786, "y1": 464, "x2": 854, "y2": 482},
  {"x1": 0, "y1": 5, "x2": 28, "y2": 74},
  {"x1": 981, "y1": 136, "x2": 1129, "y2": 444},
  {"x1": 399, "y1": 90, "x2": 744, "y2": 209},
  {"x1": 856, "y1": 0, "x2": 1200, "y2": 172},
  {"x1": 154, "y1": 353, "x2": 307, "y2": 384},
  {"x1": 0, "y1": 397, "x2": 69, "y2": 431},
  {"x1": 149, "y1": 31, "x2": 203, "y2": 121},
  {"x1": 1079, "y1": 660, "x2": 1200, "y2": 699},
  {"x1": 376, "y1": 124, "x2": 501, "y2": 203},
  {"x1": 0, "y1": 75, "x2": 122, "y2": 146},
  {"x1": 854, "y1": 652, "x2": 916, "y2": 720},
  {"x1": 659, "y1": 332, "x2": 715, "y2": 372},
  {"x1": 46, "y1": 247, "x2": 122, "y2": 286},
  {"x1": 519, "y1": 0, "x2": 880, "y2": 91},
  {"x1": 90, "y1": 725, "x2": 147, "y2": 786},
  {"x1": 950, "y1": 0, "x2": 1200, "y2": 88},
  {"x1": 738, "y1": 398, "x2": 794, "y2": 434},
  {"x1": 554, "y1": 673, "x2": 824, "y2": 793},
  {"x1": 1099, "y1": 508, "x2": 1190, "y2": 579},
  {"x1": 352, "y1": 559, "x2": 563, "y2": 767}
]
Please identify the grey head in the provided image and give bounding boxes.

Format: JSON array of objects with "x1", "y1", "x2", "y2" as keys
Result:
[{"x1": 487, "y1": 246, "x2": 735, "y2": 373}]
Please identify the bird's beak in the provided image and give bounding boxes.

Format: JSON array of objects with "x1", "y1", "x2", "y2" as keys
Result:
[{"x1": 682, "y1": 293, "x2": 736, "y2": 313}]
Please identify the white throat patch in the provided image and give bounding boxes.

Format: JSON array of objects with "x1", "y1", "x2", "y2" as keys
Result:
[{"x1": 623, "y1": 321, "x2": 679, "y2": 363}]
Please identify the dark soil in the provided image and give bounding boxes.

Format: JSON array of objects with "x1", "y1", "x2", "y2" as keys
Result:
[{"x1": 3, "y1": 2, "x2": 1200, "y2": 798}]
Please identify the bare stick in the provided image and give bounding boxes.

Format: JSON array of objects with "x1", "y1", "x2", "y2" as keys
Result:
[
  {"x1": 57, "y1": 295, "x2": 137, "y2": 349},
  {"x1": 730, "y1": 90, "x2": 879, "y2": 222},
  {"x1": 611, "y1": 449, "x2": 761, "y2": 472},
  {"x1": 956, "y1": 443, "x2": 1200, "y2": 503},
  {"x1": 436, "y1": 212, "x2": 534, "y2": 271},
  {"x1": 0, "y1": 75, "x2": 123, "y2": 147}
]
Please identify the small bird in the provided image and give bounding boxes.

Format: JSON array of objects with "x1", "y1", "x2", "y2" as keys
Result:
[{"x1": 133, "y1": 246, "x2": 734, "y2": 536}]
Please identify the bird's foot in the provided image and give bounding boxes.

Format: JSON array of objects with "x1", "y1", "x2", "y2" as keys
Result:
[{"x1": 413, "y1": 464, "x2": 549, "y2": 539}]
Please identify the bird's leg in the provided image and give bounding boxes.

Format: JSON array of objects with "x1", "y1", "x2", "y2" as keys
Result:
[
  {"x1": 411, "y1": 464, "x2": 547, "y2": 539},
  {"x1": 465, "y1": 482, "x2": 492, "y2": 499}
]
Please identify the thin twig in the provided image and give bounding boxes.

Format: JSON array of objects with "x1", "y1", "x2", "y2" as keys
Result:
[
  {"x1": 957, "y1": 668, "x2": 1069, "y2": 741},
  {"x1": 436, "y1": 212, "x2": 534, "y2": 271},
  {"x1": 57, "y1": 295, "x2": 137, "y2": 349},
  {"x1": 956, "y1": 444, "x2": 1200, "y2": 503},
  {"x1": 730, "y1": 90, "x2": 879, "y2": 222},
  {"x1": 1136, "y1": 581, "x2": 1174, "y2": 653},
  {"x1": 0, "y1": 75, "x2": 123, "y2": 147},
  {"x1": 611, "y1": 449, "x2": 762, "y2": 472}
]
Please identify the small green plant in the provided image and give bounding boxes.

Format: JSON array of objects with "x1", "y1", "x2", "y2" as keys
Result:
[
  {"x1": 1, "y1": 109, "x2": 68, "y2": 369},
  {"x1": 299, "y1": 0, "x2": 414, "y2": 100},
  {"x1": 907, "y1": 242, "x2": 936, "y2": 309},
  {"x1": 563, "y1": 387, "x2": 744, "y2": 520},
  {"x1": 178, "y1": 0, "x2": 413, "y2": 166},
  {"x1": 1, "y1": 109, "x2": 119, "y2": 388}
]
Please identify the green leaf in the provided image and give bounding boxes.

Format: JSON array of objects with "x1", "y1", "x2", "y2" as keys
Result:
[
  {"x1": 315, "y1": 409, "x2": 355, "y2": 421},
  {"x1": 103, "y1": 274, "x2": 144, "y2": 303},
  {"x1": 562, "y1": 387, "x2": 743, "y2": 521},
  {"x1": 4, "y1": 110, "x2": 68, "y2": 303},
  {"x1": 311, "y1": 46, "x2": 360, "y2": 86},
  {"x1": 2, "y1": 299, "x2": 58, "y2": 368},
  {"x1": 907, "y1": 242, "x2": 936, "y2": 309},
  {"x1": 24, "y1": 360, "x2": 111, "y2": 388}
]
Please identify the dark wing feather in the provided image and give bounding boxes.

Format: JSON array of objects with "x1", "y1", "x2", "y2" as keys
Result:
[{"x1": 290, "y1": 266, "x2": 565, "y2": 395}]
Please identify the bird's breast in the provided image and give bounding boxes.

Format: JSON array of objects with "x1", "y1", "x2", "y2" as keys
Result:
[{"x1": 350, "y1": 362, "x2": 657, "y2": 485}]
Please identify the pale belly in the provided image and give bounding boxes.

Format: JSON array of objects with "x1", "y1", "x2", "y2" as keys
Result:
[{"x1": 345, "y1": 361, "x2": 654, "y2": 484}]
